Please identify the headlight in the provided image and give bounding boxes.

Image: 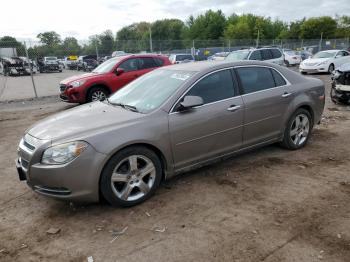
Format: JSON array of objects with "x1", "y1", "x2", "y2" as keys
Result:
[
  {"x1": 71, "y1": 80, "x2": 86, "y2": 88},
  {"x1": 318, "y1": 61, "x2": 328, "y2": 66},
  {"x1": 41, "y1": 141, "x2": 88, "y2": 165}
]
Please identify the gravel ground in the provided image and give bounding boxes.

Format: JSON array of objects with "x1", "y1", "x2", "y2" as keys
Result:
[{"x1": 0, "y1": 71, "x2": 350, "y2": 262}]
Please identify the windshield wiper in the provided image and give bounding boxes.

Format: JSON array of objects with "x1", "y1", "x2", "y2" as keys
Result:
[{"x1": 107, "y1": 99, "x2": 139, "y2": 113}]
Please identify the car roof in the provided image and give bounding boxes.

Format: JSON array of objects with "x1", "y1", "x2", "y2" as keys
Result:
[
  {"x1": 122, "y1": 54, "x2": 168, "y2": 58},
  {"x1": 162, "y1": 60, "x2": 280, "y2": 72}
]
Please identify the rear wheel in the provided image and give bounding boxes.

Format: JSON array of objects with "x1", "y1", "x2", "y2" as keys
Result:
[
  {"x1": 281, "y1": 108, "x2": 313, "y2": 150},
  {"x1": 87, "y1": 87, "x2": 109, "y2": 102},
  {"x1": 100, "y1": 146, "x2": 162, "y2": 207}
]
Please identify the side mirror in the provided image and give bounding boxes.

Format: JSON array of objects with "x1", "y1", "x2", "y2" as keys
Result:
[
  {"x1": 115, "y1": 68, "x2": 124, "y2": 76},
  {"x1": 177, "y1": 96, "x2": 203, "y2": 111}
]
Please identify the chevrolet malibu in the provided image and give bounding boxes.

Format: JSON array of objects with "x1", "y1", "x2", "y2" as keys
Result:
[{"x1": 16, "y1": 61, "x2": 325, "y2": 207}]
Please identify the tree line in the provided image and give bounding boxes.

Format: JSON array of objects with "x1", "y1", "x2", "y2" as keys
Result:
[{"x1": 1, "y1": 10, "x2": 350, "y2": 57}]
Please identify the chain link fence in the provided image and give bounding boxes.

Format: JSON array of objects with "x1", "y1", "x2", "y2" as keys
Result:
[{"x1": 1, "y1": 38, "x2": 349, "y2": 101}]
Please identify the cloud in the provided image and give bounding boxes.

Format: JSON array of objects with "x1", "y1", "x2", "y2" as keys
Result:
[{"x1": 0, "y1": 0, "x2": 349, "y2": 40}]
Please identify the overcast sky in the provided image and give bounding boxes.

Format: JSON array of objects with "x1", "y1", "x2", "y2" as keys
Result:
[{"x1": 1, "y1": 0, "x2": 349, "y2": 40}]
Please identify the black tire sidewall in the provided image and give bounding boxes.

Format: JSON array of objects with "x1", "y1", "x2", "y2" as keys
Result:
[
  {"x1": 100, "y1": 146, "x2": 162, "y2": 207},
  {"x1": 282, "y1": 109, "x2": 313, "y2": 150},
  {"x1": 87, "y1": 87, "x2": 108, "y2": 102},
  {"x1": 328, "y1": 64, "x2": 334, "y2": 73}
]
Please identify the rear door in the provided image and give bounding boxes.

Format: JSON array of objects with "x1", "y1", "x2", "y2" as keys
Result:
[
  {"x1": 138, "y1": 57, "x2": 159, "y2": 75},
  {"x1": 169, "y1": 69, "x2": 244, "y2": 170},
  {"x1": 235, "y1": 66, "x2": 292, "y2": 147}
]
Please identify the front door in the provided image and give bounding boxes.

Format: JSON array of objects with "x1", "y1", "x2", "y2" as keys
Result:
[{"x1": 169, "y1": 69, "x2": 244, "y2": 170}]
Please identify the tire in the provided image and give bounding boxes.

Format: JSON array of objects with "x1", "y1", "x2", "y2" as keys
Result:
[
  {"x1": 300, "y1": 71, "x2": 307, "y2": 75},
  {"x1": 328, "y1": 64, "x2": 335, "y2": 74},
  {"x1": 280, "y1": 108, "x2": 313, "y2": 150},
  {"x1": 330, "y1": 87, "x2": 338, "y2": 104},
  {"x1": 87, "y1": 87, "x2": 109, "y2": 102},
  {"x1": 284, "y1": 60, "x2": 290, "y2": 67},
  {"x1": 100, "y1": 146, "x2": 162, "y2": 207}
]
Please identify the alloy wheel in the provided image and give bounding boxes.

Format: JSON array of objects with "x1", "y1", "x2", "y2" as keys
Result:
[
  {"x1": 91, "y1": 90, "x2": 106, "y2": 101},
  {"x1": 110, "y1": 155, "x2": 156, "y2": 202},
  {"x1": 290, "y1": 113, "x2": 310, "y2": 146}
]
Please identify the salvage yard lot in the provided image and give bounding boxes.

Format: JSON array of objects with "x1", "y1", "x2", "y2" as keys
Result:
[
  {"x1": 0, "y1": 73, "x2": 350, "y2": 261},
  {"x1": 0, "y1": 70, "x2": 84, "y2": 101}
]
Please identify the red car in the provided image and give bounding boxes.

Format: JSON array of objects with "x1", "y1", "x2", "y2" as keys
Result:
[{"x1": 59, "y1": 54, "x2": 171, "y2": 103}]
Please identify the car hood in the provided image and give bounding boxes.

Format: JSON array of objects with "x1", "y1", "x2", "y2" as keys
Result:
[
  {"x1": 60, "y1": 72, "x2": 104, "y2": 84},
  {"x1": 27, "y1": 101, "x2": 144, "y2": 141},
  {"x1": 303, "y1": 57, "x2": 329, "y2": 64}
]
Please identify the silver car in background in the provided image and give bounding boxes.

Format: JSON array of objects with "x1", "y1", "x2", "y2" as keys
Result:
[{"x1": 16, "y1": 61, "x2": 325, "y2": 207}]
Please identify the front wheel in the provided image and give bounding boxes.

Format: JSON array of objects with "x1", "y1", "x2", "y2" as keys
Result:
[
  {"x1": 100, "y1": 146, "x2": 162, "y2": 207},
  {"x1": 87, "y1": 87, "x2": 109, "y2": 102},
  {"x1": 281, "y1": 109, "x2": 313, "y2": 150},
  {"x1": 328, "y1": 64, "x2": 335, "y2": 74}
]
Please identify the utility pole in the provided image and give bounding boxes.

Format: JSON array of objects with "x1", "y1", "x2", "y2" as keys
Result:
[
  {"x1": 24, "y1": 41, "x2": 37, "y2": 98},
  {"x1": 95, "y1": 35, "x2": 99, "y2": 59},
  {"x1": 319, "y1": 32, "x2": 323, "y2": 52},
  {"x1": 149, "y1": 27, "x2": 153, "y2": 53},
  {"x1": 256, "y1": 29, "x2": 260, "y2": 48}
]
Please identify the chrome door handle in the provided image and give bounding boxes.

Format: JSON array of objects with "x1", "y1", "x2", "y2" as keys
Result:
[
  {"x1": 282, "y1": 92, "x2": 292, "y2": 98},
  {"x1": 227, "y1": 105, "x2": 241, "y2": 112}
]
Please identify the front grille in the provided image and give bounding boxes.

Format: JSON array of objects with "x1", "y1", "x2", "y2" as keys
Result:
[
  {"x1": 60, "y1": 84, "x2": 66, "y2": 92},
  {"x1": 304, "y1": 62, "x2": 318, "y2": 66}
]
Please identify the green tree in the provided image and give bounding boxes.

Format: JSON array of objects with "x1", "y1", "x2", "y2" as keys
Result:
[
  {"x1": 336, "y1": 15, "x2": 350, "y2": 38},
  {"x1": 98, "y1": 30, "x2": 115, "y2": 55},
  {"x1": 37, "y1": 31, "x2": 61, "y2": 46},
  {"x1": 151, "y1": 19, "x2": 185, "y2": 50},
  {"x1": 185, "y1": 10, "x2": 226, "y2": 40},
  {"x1": 62, "y1": 37, "x2": 81, "y2": 55},
  {"x1": 300, "y1": 17, "x2": 337, "y2": 39}
]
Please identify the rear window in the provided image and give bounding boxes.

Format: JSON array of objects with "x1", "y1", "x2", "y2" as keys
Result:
[
  {"x1": 177, "y1": 55, "x2": 193, "y2": 61},
  {"x1": 153, "y1": 58, "x2": 164, "y2": 66},
  {"x1": 271, "y1": 69, "x2": 287, "y2": 86},
  {"x1": 236, "y1": 67, "x2": 275, "y2": 94},
  {"x1": 271, "y1": 49, "x2": 282, "y2": 58}
]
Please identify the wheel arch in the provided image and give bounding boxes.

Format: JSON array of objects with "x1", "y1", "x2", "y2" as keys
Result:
[
  {"x1": 98, "y1": 142, "x2": 169, "y2": 202},
  {"x1": 86, "y1": 84, "x2": 112, "y2": 98}
]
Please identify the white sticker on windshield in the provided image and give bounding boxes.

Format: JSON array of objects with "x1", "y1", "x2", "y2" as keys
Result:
[{"x1": 170, "y1": 73, "x2": 191, "y2": 81}]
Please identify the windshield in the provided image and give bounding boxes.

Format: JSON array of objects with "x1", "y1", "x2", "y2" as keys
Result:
[
  {"x1": 46, "y1": 57, "x2": 57, "y2": 60},
  {"x1": 92, "y1": 57, "x2": 123, "y2": 73},
  {"x1": 226, "y1": 50, "x2": 250, "y2": 61},
  {"x1": 108, "y1": 69, "x2": 195, "y2": 113},
  {"x1": 177, "y1": 55, "x2": 193, "y2": 61},
  {"x1": 313, "y1": 51, "x2": 337, "y2": 59}
]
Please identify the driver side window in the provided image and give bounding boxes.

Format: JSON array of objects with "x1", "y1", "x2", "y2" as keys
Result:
[
  {"x1": 185, "y1": 69, "x2": 235, "y2": 104},
  {"x1": 118, "y1": 58, "x2": 139, "y2": 72}
]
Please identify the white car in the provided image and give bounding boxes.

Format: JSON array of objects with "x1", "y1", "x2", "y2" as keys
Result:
[
  {"x1": 299, "y1": 50, "x2": 350, "y2": 74},
  {"x1": 226, "y1": 47, "x2": 284, "y2": 66},
  {"x1": 283, "y1": 50, "x2": 302, "y2": 66}
]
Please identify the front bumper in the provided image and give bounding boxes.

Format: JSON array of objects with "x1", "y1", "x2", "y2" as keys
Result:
[
  {"x1": 17, "y1": 135, "x2": 106, "y2": 203},
  {"x1": 299, "y1": 64, "x2": 328, "y2": 73}
]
